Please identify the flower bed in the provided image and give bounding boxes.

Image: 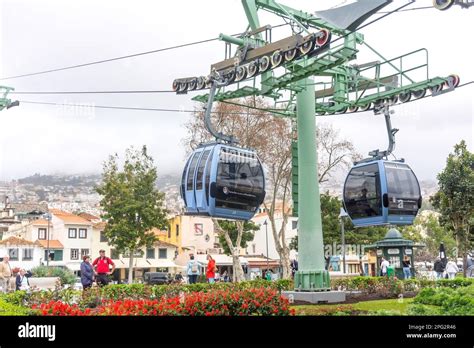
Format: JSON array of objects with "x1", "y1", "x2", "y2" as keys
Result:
[{"x1": 33, "y1": 288, "x2": 294, "y2": 316}]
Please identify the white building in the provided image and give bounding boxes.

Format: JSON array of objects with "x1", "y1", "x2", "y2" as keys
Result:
[
  {"x1": 248, "y1": 203, "x2": 298, "y2": 260},
  {"x1": 4, "y1": 209, "x2": 93, "y2": 271},
  {"x1": 179, "y1": 215, "x2": 216, "y2": 255},
  {"x1": 0, "y1": 236, "x2": 44, "y2": 270}
]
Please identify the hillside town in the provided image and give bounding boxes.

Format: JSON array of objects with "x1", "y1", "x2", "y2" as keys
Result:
[{"x1": 0, "y1": 173, "x2": 443, "y2": 284}]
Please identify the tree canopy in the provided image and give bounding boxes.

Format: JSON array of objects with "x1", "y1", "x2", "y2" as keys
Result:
[{"x1": 96, "y1": 146, "x2": 169, "y2": 283}]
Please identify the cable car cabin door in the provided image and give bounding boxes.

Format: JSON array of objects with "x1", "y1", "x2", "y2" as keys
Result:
[
  {"x1": 210, "y1": 146, "x2": 265, "y2": 221},
  {"x1": 195, "y1": 146, "x2": 214, "y2": 214},
  {"x1": 383, "y1": 162, "x2": 421, "y2": 225},
  {"x1": 183, "y1": 149, "x2": 203, "y2": 213}
]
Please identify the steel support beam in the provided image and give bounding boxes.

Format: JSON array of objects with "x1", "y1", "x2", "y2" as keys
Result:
[{"x1": 293, "y1": 78, "x2": 330, "y2": 291}]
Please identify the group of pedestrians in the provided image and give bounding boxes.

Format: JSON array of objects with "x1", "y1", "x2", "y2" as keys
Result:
[
  {"x1": 379, "y1": 256, "x2": 412, "y2": 279},
  {"x1": 80, "y1": 249, "x2": 116, "y2": 289},
  {"x1": 0, "y1": 255, "x2": 32, "y2": 292},
  {"x1": 434, "y1": 257, "x2": 459, "y2": 279},
  {"x1": 186, "y1": 254, "x2": 231, "y2": 284}
]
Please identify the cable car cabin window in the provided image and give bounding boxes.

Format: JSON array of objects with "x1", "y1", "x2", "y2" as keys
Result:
[
  {"x1": 215, "y1": 149, "x2": 264, "y2": 212},
  {"x1": 186, "y1": 153, "x2": 200, "y2": 191},
  {"x1": 181, "y1": 155, "x2": 193, "y2": 198},
  {"x1": 204, "y1": 149, "x2": 214, "y2": 205},
  {"x1": 195, "y1": 150, "x2": 211, "y2": 190},
  {"x1": 344, "y1": 164, "x2": 382, "y2": 219},
  {"x1": 384, "y1": 163, "x2": 420, "y2": 216}
]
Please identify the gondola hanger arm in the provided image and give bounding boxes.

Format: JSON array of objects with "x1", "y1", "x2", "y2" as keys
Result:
[{"x1": 203, "y1": 72, "x2": 239, "y2": 144}]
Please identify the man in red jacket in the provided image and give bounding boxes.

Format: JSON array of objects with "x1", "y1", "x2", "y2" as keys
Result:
[{"x1": 92, "y1": 249, "x2": 115, "y2": 286}]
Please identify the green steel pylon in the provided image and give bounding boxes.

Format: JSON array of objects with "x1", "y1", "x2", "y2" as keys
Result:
[{"x1": 175, "y1": 0, "x2": 461, "y2": 291}]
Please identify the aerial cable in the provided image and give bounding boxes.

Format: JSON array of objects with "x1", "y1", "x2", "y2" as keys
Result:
[{"x1": 0, "y1": 23, "x2": 289, "y2": 81}]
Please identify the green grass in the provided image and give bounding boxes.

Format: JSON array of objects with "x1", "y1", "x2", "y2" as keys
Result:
[{"x1": 293, "y1": 298, "x2": 414, "y2": 316}]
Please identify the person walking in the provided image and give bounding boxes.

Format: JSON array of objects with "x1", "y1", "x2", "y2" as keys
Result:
[
  {"x1": 433, "y1": 257, "x2": 445, "y2": 280},
  {"x1": 380, "y1": 257, "x2": 390, "y2": 277},
  {"x1": 402, "y1": 256, "x2": 412, "y2": 279},
  {"x1": 290, "y1": 259, "x2": 298, "y2": 279},
  {"x1": 174, "y1": 272, "x2": 183, "y2": 284},
  {"x1": 80, "y1": 255, "x2": 94, "y2": 290},
  {"x1": 222, "y1": 270, "x2": 230, "y2": 282},
  {"x1": 466, "y1": 256, "x2": 474, "y2": 278},
  {"x1": 186, "y1": 254, "x2": 200, "y2": 284},
  {"x1": 15, "y1": 269, "x2": 32, "y2": 291},
  {"x1": 445, "y1": 259, "x2": 459, "y2": 279},
  {"x1": 0, "y1": 255, "x2": 12, "y2": 293},
  {"x1": 265, "y1": 269, "x2": 272, "y2": 281},
  {"x1": 206, "y1": 254, "x2": 216, "y2": 284},
  {"x1": 92, "y1": 249, "x2": 115, "y2": 287}
]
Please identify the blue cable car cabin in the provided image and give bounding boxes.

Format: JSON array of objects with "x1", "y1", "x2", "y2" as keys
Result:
[
  {"x1": 180, "y1": 143, "x2": 266, "y2": 220},
  {"x1": 343, "y1": 160, "x2": 422, "y2": 227}
]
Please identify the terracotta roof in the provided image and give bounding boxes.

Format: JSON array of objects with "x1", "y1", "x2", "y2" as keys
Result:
[
  {"x1": 50, "y1": 209, "x2": 91, "y2": 225},
  {"x1": 36, "y1": 240, "x2": 64, "y2": 249},
  {"x1": 9, "y1": 203, "x2": 48, "y2": 214},
  {"x1": 156, "y1": 240, "x2": 178, "y2": 248},
  {"x1": 151, "y1": 228, "x2": 168, "y2": 237},
  {"x1": 93, "y1": 221, "x2": 107, "y2": 230},
  {"x1": 78, "y1": 212, "x2": 100, "y2": 221},
  {"x1": 0, "y1": 236, "x2": 38, "y2": 246}
]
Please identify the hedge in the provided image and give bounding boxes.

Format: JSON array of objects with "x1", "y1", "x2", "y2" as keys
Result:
[
  {"x1": 411, "y1": 284, "x2": 474, "y2": 315},
  {"x1": 30, "y1": 266, "x2": 76, "y2": 285},
  {"x1": 0, "y1": 299, "x2": 36, "y2": 316}
]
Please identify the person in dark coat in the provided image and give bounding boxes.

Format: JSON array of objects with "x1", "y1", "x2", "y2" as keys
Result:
[
  {"x1": 434, "y1": 257, "x2": 445, "y2": 280},
  {"x1": 80, "y1": 255, "x2": 94, "y2": 289},
  {"x1": 15, "y1": 269, "x2": 32, "y2": 291}
]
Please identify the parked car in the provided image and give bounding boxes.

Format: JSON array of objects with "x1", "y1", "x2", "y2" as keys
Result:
[{"x1": 143, "y1": 272, "x2": 170, "y2": 285}]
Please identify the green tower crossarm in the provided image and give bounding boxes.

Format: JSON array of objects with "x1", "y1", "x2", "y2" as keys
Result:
[{"x1": 0, "y1": 86, "x2": 17, "y2": 111}]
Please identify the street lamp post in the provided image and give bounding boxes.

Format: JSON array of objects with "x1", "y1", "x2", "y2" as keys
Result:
[
  {"x1": 339, "y1": 207, "x2": 349, "y2": 274},
  {"x1": 263, "y1": 220, "x2": 269, "y2": 274},
  {"x1": 43, "y1": 213, "x2": 52, "y2": 267}
]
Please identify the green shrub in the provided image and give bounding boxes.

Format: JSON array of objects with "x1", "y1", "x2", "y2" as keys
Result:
[
  {"x1": 407, "y1": 304, "x2": 441, "y2": 316},
  {"x1": 0, "y1": 291, "x2": 29, "y2": 306},
  {"x1": 436, "y1": 278, "x2": 474, "y2": 289},
  {"x1": 331, "y1": 276, "x2": 403, "y2": 297},
  {"x1": 30, "y1": 266, "x2": 76, "y2": 285},
  {"x1": 412, "y1": 284, "x2": 474, "y2": 315},
  {"x1": 0, "y1": 299, "x2": 36, "y2": 316}
]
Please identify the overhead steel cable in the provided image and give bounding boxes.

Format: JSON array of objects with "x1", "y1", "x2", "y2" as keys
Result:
[
  {"x1": 18, "y1": 81, "x2": 472, "y2": 115},
  {"x1": 0, "y1": 38, "x2": 218, "y2": 81},
  {"x1": 12, "y1": 90, "x2": 176, "y2": 95},
  {"x1": 8, "y1": 5, "x2": 413, "y2": 94},
  {"x1": 18, "y1": 100, "x2": 293, "y2": 116},
  {"x1": 0, "y1": 23, "x2": 289, "y2": 81}
]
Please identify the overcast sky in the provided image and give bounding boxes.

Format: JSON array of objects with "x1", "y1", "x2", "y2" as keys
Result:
[{"x1": 0, "y1": 0, "x2": 472, "y2": 182}]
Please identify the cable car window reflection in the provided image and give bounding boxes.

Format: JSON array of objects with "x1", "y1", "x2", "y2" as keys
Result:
[
  {"x1": 385, "y1": 163, "x2": 420, "y2": 216},
  {"x1": 344, "y1": 164, "x2": 382, "y2": 218},
  {"x1": 186, "y1": 153, "x2": 200, "y2": 191},
  {"x1": 215, "y1": 149, "x2": 264, "y2": 212},
  {"x1": 204, "y1": 149, "x2": 214, "y2": 205},
  {"x1": 195, "y1": 150, "x2": 211, "y2": 190},
  {"x1": 181, "y1": 155, "x2": 193, "y2": 204}
]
